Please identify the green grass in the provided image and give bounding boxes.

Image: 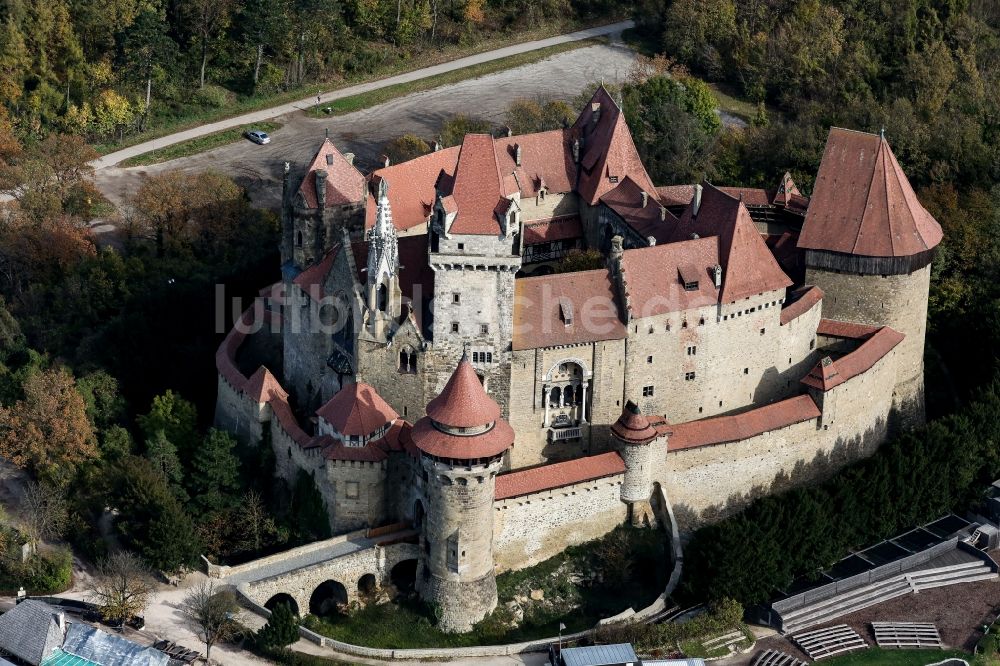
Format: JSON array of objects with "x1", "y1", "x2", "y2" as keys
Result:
[
  {"x1": 92, "y1": 16, "x2": 622, "y2": 156},
  {"x1": 306, "y1": 39, "x2": 600, "y2": 118},
  {"x1": 821, "y1": 647, "x2": 983, "y2": 665},
  {"x1": 118, "y1": 122, "x2": 282, "y2": 167},
  {"x1": 707, "y1": 83, "x2": 759, "y2": 121}
]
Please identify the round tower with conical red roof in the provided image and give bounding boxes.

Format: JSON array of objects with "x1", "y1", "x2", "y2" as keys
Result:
[
  {"x1": 611, "y1": 400, "x2": 665, "y2": 526},
  {"x1": 411, "y1": 354, "x2": 513, "y2": 633}
]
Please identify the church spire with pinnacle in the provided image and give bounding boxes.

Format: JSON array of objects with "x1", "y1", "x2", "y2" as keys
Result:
[{"x1": 368, "y1": 179, "x2": 398, "y2": 288}]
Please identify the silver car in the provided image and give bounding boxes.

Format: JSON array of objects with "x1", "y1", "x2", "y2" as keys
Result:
[{"x1": 245, "y1": 130, "x2": 271, "y2": 145}]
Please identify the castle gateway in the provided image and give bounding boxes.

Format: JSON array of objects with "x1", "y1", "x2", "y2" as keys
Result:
[{"x1": 215, "y1": 87, "x2": 941, "y2": 631}]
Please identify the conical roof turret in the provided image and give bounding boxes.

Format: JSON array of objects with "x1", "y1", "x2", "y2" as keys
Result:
[{"x1": 611, "y1": 400, "x2": 657, "y2": 445}]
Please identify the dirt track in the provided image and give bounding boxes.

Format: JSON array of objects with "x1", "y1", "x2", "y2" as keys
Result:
[{"x1": 94, "y1": 38, "x2": 638, "y2": 210}]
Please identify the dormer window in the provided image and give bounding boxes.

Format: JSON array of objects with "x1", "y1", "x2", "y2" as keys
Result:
[
  {"x1": 559, "y1": 297, "x2": 574, "y2": 326},
  {"x1": 679, "y1": 263, "x2": 701, "y2": 291}
]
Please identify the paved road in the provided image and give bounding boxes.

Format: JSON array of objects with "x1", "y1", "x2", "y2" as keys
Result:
[
  {"x1": 95, "y1": 35, "x2": 639, "y2": 208},
  {"x1": 92, "y1": 21, "x2": 634, "y2": 171}
]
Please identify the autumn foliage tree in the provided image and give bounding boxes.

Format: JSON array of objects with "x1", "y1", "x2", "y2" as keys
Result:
[{"x1": 0, "y1": 367, "x2": 97, "y2": 483}]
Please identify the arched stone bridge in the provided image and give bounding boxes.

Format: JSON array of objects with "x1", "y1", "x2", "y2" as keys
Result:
[{"x1": 210, "y1": 528, "x2": 420, "y2": 617}]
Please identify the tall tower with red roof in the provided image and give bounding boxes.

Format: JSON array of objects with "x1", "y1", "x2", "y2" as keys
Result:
[
  {"x1": 798, "y1": 128, "x2": 943, "y2": 427},
  {"x1": 411, "y1": 354, "x2": 514, "y2": 632}
]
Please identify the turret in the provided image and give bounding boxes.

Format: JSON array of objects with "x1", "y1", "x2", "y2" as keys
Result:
[
  {"x1": 611, "y1": 400, "x2": 665, "y2": 526},
  {"x1": 364, "y1": 179, "x2": 401, "y2": 340},
  {"x1": 798, "y1": 128, "x2": 943, "y2": 429},
  {"x1": 411, "y1": 355, "x2": 514, "y2": 632}
]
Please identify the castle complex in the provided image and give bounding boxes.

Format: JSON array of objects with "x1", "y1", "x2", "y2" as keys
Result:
[{"x1": 215, "y1": 87, "x2": 943, "y2": 631}]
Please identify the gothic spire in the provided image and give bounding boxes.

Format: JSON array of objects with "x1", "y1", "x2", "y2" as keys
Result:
[{"x1": 368, "y1": 179, "x2": 398, "y2": 286}]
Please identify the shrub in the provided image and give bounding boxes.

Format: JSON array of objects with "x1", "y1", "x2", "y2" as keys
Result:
[
  {"x1": 193, "y1": 85, "x2": 236, "y2": 109},
  {"x1": 256, "y1": 601, "x2": 300, "y2": 648}
]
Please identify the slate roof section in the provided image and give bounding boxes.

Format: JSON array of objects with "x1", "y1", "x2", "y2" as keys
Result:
[
  {"x1": 779, "y1": 285, "x2": 824, "y2": 325},
  {"x1": 802, "y1": 326, "x2": 904, "y2": 391},
  {"x1": 668, "y1": 395, "x2": 821, "y2": 451},
  {"x1": 298, "y1": 139, "x2": 366, "y2": 209},
  {"x1": 619, "y1": 237, "x2": 720, "y2": 319},
  {"x1": 798, "y1": 128, "x2": 943, "y2": 257},
  {"x1": 522, "y1": 216, "x2": 583, "y2": 245},
  {"x1": 670, "y1": 182, "x2": 793, "y2": 302},
  {"x1": 366, "y1": 147, "x2": 461, "y2": 232},
  {"x1": 512, "y1": 269, "x2": 626, "y2": 350},
  {"x1": 0, "y1": 600, "x2": 65, "y2": 666},
  {"x1": 559, "y1": 642, "x2": 639, "y2": 666},
  {"x1": 495, "y1": 451, "x2": 626, "y2": 500},
  {"x1": 600, "y1": 176, "x2": 676, "y2": 244},
  {"x1": 573, "y1": 87, "x2": 658, "y2": 205},
  {"x1": 60, "y1": 622, "x2": 168, "y2": 666},
  {"x1": 316, "y1": 382, "x2": 398, "y2": 437}
]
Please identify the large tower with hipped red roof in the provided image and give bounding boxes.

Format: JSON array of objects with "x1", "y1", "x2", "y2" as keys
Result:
[
  {"x1": 410, "y1": 354, "x2": 514, "y2": 632},
  {"x1": 798, "y1": 128, "x2": 942, "y2": 427}
]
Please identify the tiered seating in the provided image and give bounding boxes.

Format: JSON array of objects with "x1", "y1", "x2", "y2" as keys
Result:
[
  {"x1": 752, "y1": 648, "x2": 807, "y2": 666},
  {"x1": 873, "y1": 622, "x2": 944, "y2": 649},
  {"x1": 792, "y1": 624, "x2": 868, "y2": 660},
  {"x1": 699, "y1": 629, "x2": 747, "y2": 655},
  {"x1": 779, "y1": 560, "x2": 996, "y2": 633}
]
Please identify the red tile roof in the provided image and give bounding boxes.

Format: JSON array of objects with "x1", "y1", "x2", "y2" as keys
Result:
[
  {"x1": 656, "y1": 184, "x2": 696, "y2": 208},
  {"x1": 512, "y1": 269, "x2": 627, "y2": 350},
  {"x1": 802, "y1": 326, "x2": 904, "y2": 391},
  {"x1": 717, "y1": 186, "x2": 771, "y2": 206},
  {"x1": 600, "y1": 176, "x2": 676, "y2": 244},
  {"x1": 366, "y1": 147, "x2": 461, "y2": 232},
  {"x1": 611, "y1": 401, "x2": 658, "y2": 444},
  {"x1": 573, "y1": 87, "x2": 658, "y2": 205},
  {"x1": 817, "y1": 318, "x2": 881, "y2": 339},
  {"x1": 619, "y1": 237, "x2": 720, "y2": 319},
  {"x1": 298, "y1": 139, "x2": 366, "y2": 208},
  {"x1": 669, "y1": 395, "x2": 821, "y2": 451},
  {"x1": 292, "y1": 245, "x2": 340, "y2": 302},
  {"x1": 445, "y1": 134, "x2": 510, "y2": 235},
  {"x1": 245, "y1": 367, "x2": 288, "y2": 403},
  {"x1": 773, "y1": 172, "x2": 809, "y2": 213},
  {"x1": 798, "y1": 128, "x2": 943, "y2": 257},
  {"x1": 522, "y1": 216, "x2": 583, "y2": 245},
  {"x1": 316, "y1": 382, "x2": 399, "y2": 436},
  {"x1": 495, "y1": 451, "x2": 626, "y2": 500},
  {"x1": 494, "y1": 130, "x2": 577, "y2": 196},
  {"x1": 670, "y1": 182, "x2": 793, "y2": 302},
  {"x1": 779, "y1": 285, "x2": 824, "y2": 325},
  {"x1": 413, "y1": 356, "x2": 514, "y2": 459},
  {"x1": 657, "y1": 184, "x2": 777, "y2": 209}
]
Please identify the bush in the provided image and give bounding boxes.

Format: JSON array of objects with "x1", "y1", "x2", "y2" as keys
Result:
[
  {"x1": 193, "y1": 85, "x2": 236, "y2": 109},
  {"x1": 14, "y1": 547, "x2": 74, "y2": 594},
  {"x1": 256, "y1": 601, "x2": 300, "y2": 649}
]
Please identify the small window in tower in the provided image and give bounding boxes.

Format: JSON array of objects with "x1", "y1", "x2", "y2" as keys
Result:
[
  {"x1": 743, "y1": 367, "x2": 749, "y2": 375},
  {"x1": 452, "y1": 293, "x2": 461, "y2": 304},
  {"x1": 486, "y1": 352, "x2": 493, "y2": 363},
  {"x1": 648, "y1": 325, "x2": 654, "y2": 334},
  {"x1": 642, "y1": 385, "x2": 654, "y2": 397},
  {"x1": 345, "y1": 481, "x2": 360, "y2": 499},
  {"x1": 687, "y1": 346, "x2": 697, "y2": 356},
  {"x1": 472, "y1": 352, "x2": 480, "y2": 363},
  {"x1": 760, "y1": 328, "x2": 765, "y2": 335},
  {"x1": 699, "y1": 317, "x2": 705, "y2": 326},
  {"x1": 682, "y1": 320, "x2": 688, "y2": 329},
  {"x1": 451, "y1": 322, "x2": 459, "y2": 333},
  {"x1": 481, "y1": 323, "x2": 489, "y2": 334},
  {"x1": 647, "y1": 355, "x2": 653, "y2": 364},
  {"x1": 457, "y1": 243, "x2": 465, "y2": 250},
  {"x1": 685, "y1": 372, "x2": 696, "y2": 381},
  {"x1": 810, "y1": 339, "x2": 815, "y2": 350}
]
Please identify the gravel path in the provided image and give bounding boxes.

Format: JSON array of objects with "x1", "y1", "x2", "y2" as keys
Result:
[{"x1": 93, "y1": 36, "x2": 640, "y2": 209}]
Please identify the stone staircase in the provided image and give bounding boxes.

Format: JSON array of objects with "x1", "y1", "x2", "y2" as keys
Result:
[{"x1": 780, "y1": 560, "x2": 996, "y2": 634}]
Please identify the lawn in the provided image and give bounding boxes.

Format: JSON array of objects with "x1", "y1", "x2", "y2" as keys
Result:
[
  {"x1": 302, "y1": 525, "x2": 668, "y2": 649},
  {"x1": 305, "y1": 39, "x2": 600, "y2": 118},
  {"x1": 821, "y1": 647, "x2": 984, "y2": 665},
  {"x1": 118, "y1": 122, "x2": 282, "y2": 167}
]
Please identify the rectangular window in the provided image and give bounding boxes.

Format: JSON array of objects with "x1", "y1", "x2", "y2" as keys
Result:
[
  {"x1": 480, "y1": 323, "x2": 489, "y2": 334},
  {"x1": 457, "y1": 243, "x2": 465, "y2": 250},
  {"x1": 686, "y1": 346, "x2": 697, "y2": 356},
  {"x1": 345, "y1": 481, "x2": 359, "y2": 499},
  {"x1": 486, "y1": 352, "x2": 493, "y2": 363},
  {"x1": 760, "y1": 328, "x2": 765, "y2": 335},
  {"x1": 642, "y1": 385, "x2": 654, "y2": 397},
  {"x1": 685, "y1": 372, "x2": 696, "y2": 381},
  {"x1": 472, "y1": 352, "x2": 480, "y2": 363},
  {"x1": 609, "y1": 176, "x2": 619, "y2": 183},
  {"x1": 452, "y1": 293, "x2": 461, "y2": 304},
  {"x1": 743, "y1": 367, "x2": 749, "y2": 375},
  {"x1": 647, "y1": 355, "x2": 653, "y2": 364},
  {"x1": 451, "y1": 322, "x2": 459, "y2": 333}
]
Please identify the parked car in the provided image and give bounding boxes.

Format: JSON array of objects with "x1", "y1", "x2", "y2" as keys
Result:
[{"x1": 245, "y1": 129, "x2": 271, "y2": 144}]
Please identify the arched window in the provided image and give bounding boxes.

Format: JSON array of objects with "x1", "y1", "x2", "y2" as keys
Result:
[
  {"x1": 549, "y1": 386, "x2": 560, "y2": 406},
  {"x1": 562, "y1": 385, "x2": 573, "y2": 406},
  {"x1": 408, "y1": 352, "x2": 417, "y2": 373},
  {"x1": 377, "y1": 284, "x2": 388, "y2": 311},
  {"x1": 574, "y1": 384, "x2": 583, "y2": 404},
  {"x1": 399, "y1": 350, "x2": 408, "y2": 371},
  {"x1": 295, "y1": 230, "x2": 303, "y2": 247}
]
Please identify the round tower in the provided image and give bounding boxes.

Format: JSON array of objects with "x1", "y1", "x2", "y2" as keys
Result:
[
  {"x1": 411, "y1": 355, "x2": 513, "y2": 633},
  {"x1": 611, "y1": 400, "x2": 664, "y2": 526},
  {"x1": 797, "y1": 128, "x2": 943, "y2": 429}
]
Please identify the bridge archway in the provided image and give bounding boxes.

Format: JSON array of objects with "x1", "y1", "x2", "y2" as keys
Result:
[
  {"x1": 264, "y1": 593, "x2": 299, "y2": 617},
  {"x1": 309, "y1": 580, "x2": 348, "y2": 616},
  {"x1": 358, "y1": 573, "x2": 377, "y2": 596},
  {"x1": 390, "y1": 558, "x2": 418, "y2": 593}
]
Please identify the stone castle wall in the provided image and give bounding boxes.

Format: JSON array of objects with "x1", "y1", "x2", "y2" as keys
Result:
[
  {"x1": 492, "y1": 475, "x2": 627, "y2": 571},
  {"x1": 805, "y1": 264, "x2": 930, "y2": 428}
]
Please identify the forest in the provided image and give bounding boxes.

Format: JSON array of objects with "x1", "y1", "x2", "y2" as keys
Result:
[{"x1": 0, "y1": 0, "x2": 618, "y2": 145}]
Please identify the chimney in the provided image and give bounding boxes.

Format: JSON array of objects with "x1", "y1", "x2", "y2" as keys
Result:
[
  {"x1": 572, "y1": 138, "x2": 580, "y2": 163},
  {"x1": 314, "y1": 168, "x2": 327, "y2": 210},
  {"x1": 641, "y1": 191, "x2": 648, "y2": 208},
  {"x1": 502, "y1": 126, "x2": 512, "y2": 138},
  {"x1": 55, "y1": 611, "x2": 66, "y2": 636},
  {"x1": 610, "y1": 235, "x2": 624, "y2": 266},
  {"x1": 382, "y1": 154, "x2": 390, "y2": 168},
  {"x1": 591, "y1": 102, "x2": 601, "y2": 128},
  {"x1": 692, "y1": 183, "x2": 703, "y2": 217},
  {"x1": 344, "y1": 152, "x2": 355, "y2": 165},
  {"x1": 325, "y1": 154, "x2": 333, "y2": 166},
  {"x1": 514, "y1": 144, "x2": 522, "y2": 167},
  {"x1": 713, "y1": 264, "x2": 722, "y2": 288},
  {"x1": 659, "y1": 206, "x2": 667, "y2": 221},
  {"x1": 432, "y1": 140, "x2": 441, "y2": 152},
  {"x1": 646, "y1": 236, "x2": 656, "y2": 247}
]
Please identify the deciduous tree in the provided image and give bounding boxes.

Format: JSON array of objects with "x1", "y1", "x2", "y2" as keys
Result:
[
  {"x1": 90, "y1": 551, "x2": 154, "y2": 627},
  {"x1": 183, "y1": 581, "x2": 240, "y2": 659}
]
